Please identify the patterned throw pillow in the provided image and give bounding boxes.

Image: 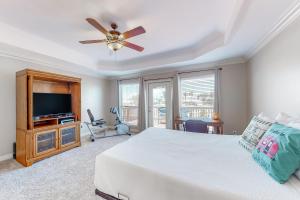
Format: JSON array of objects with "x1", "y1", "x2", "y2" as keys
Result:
[
  {"x1": 239, "y1": 116, "x2": 272, "y2": 152},
  {"x1": 252, "y1": 123, "x2": 300, "y2": 183}
]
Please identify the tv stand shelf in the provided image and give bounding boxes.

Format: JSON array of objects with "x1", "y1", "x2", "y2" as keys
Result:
[
  {"x1": 34, "y1": 118, "x2": 58, "y2": 128},
  {"x1": 33, "y1": 115, "x2": 76, "y2": 128},
  {"x1": 16, "y1": 69, "x2": 81, "y2": 167}
]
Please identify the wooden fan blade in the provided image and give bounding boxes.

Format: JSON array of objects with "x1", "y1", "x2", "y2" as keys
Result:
[
  {"x1": 122, "y1": 26, "x2": 146, "y2": 39},
  {"x1": 122, "y1": 41, "x2": 144, "y2": 52},
  {"x1": 79, "y1": 39, "x2": 106, "y2": 44},
  {"x1": 86, "y1": 18, "x2": 108, "y2": 35}
]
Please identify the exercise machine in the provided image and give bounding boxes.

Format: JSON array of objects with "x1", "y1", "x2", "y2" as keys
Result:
[
  {"x1": 110, "y1": 107, "x2": 131, "y2": 135},
  {"x1": 85, "y1": 108, "x2": 131, "y2": 142}
]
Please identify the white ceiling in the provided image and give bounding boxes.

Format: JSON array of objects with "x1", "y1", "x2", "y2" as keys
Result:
[{"x1": 0, "y1": 0, "x2": 298, "y2": 76}]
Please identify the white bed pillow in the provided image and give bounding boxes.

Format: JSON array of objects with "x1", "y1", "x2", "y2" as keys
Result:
[
  {"x1": 275, "y1": 112, "x2": 295, "y2": 124},
  {"x1": 258, "y1": 112, "x2": 275, "y2": 123},
  {"x1": 239, "y1": 116, "x2": 272, "y2": 152},
  {"x1": 288, "y1": 122, "x2": 300, "y2": 130}
]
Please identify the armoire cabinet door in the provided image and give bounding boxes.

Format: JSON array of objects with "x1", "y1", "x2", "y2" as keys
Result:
[
  {"x1": 60, "y1": 125, "x2": 77, "y2": 148},
  {"x1": 34, "y1": 129, "x2": 58, "y2": 157}
]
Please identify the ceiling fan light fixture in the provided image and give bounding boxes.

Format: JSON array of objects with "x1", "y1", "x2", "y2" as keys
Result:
[{"x1": 107, "y1": 41, "x2": 123, "y2": 51}]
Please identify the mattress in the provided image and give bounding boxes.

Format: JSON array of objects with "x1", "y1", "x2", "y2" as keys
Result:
[{"x1": 94, "y1": 127, "x2": 300, "y2": 200}]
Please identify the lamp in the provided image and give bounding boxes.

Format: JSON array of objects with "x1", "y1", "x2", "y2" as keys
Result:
[
  {"x1": 106, "y1": 31, "x2": 124, "y2": 51},
  {"x1": 107, "y1": 41, "x2": 123, "y2": 51},
  {"x1": 212, "y1": 112, "x2": 220, "y2": 121}
]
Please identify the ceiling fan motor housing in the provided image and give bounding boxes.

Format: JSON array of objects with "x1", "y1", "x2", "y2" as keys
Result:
[{"x1": 111, "y1": 22, "x2": 118, "y2": 30}]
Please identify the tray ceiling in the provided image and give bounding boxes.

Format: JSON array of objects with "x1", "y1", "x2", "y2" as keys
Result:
[{"x1": 0, "y1": 0, "x2": 298, "y2": 76}]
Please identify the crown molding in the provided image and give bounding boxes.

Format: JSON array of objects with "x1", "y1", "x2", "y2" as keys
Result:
[
  {"x1": 0, "y1": 44, "x2": 108, "y2": 78},
  {"x1": 224, "y1": 0, "x2": 246, "y2": 43},
  {"x1": 246, "y1": 0, "x2": 300, "y2": 59},
  {"x1": 107, "y1": 56, "x2": 246, "y2": 80}
]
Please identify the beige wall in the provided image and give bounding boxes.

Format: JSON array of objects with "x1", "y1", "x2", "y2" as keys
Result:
[
  {"x1": 247, "y1": 16, "x2": 300, "y2": 119},
  {"x1": 220, "y1": 63, "x2": 248, "y2": 134},
  {"x1": 81, "y1": 76, "x2": 110, "y2": 135},
  {"x1": 108, "y1": 62, "x2": 248, "y2": 134},
  {"x1": 0, "y1": 56, "x2": 110, "y2": 160}
]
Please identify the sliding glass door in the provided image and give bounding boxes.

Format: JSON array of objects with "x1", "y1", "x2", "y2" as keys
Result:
[{"x1": 146, "y1": 80, "x2": 173, "y2": 129}]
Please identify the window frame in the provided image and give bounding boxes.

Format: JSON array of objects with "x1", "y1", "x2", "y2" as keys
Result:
[
  {"x1": 118, "y1": 79, "x2": 140, "y2": 127},
  {"x1": 178, "y1": 71, "x2": 217, "y2": 120}
]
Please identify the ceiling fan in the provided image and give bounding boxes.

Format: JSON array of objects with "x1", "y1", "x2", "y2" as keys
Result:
[{"x1": 79, "y1": 18, "x2": 146, "y2": 52}]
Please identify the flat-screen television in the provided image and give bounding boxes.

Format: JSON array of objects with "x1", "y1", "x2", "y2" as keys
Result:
[{"x1": 33, "y1": 93, "x2": 72, "y2": 117}]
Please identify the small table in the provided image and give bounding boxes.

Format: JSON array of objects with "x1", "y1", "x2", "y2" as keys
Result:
[{"x1": 174, "y1": 118, "x2": 224, "y2": 134}]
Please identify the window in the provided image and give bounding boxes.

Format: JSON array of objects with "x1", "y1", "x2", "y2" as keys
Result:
[
  {"x1": 180, "y1": 73, "x2": 215, "y2": 119},
  {"x1": 119, "y1": 81, "x2": 140, "y2": 126}
]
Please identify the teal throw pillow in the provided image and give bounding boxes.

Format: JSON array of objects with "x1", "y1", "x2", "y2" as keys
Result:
[{"x1": 252, "y1": 123, "x2": 300, "y2": 183}]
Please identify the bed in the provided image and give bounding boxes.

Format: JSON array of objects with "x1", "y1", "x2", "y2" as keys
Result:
[{"x1": 94, "y1": 127, "x2": 300, "y2": 200}]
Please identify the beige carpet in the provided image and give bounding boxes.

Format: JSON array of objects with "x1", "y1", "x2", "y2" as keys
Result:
[{"x1": 0, "y1": 134, "x2": 129, "y2": 200}]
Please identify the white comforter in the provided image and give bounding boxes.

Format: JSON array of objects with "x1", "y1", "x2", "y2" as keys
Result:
[{"x1": 94, "y1": 127, "x2": 300, "y2": 200}]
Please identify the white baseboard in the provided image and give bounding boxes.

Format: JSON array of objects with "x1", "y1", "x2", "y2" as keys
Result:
[
  {"x1": 80, "y1": 131, "x2": 90, "y2": 137},
  {"x1": 0, "y1": 153, "x2": 13, "y2": 162}
]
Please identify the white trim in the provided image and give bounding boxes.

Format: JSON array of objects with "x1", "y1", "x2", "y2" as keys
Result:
[
  {"x1": 145, "y1": 79, "x2": 173, "y2": 129},
  {"x1": 80, "y1": 131, "x2": 91, "y2": 137},
  {"x1": 246, "y1": 0, "x2": 300, "y2": 59},
  {"x1": 118, "y1": 78, "x2": 140, "y2": 84},
  {"x1": 108, "y1": 57, "x2": 246, "y2": 80},
  {"x1": 0, "y1": 153, "x2": 13, "y2": 162},
  {"x1": 224, "y1": 0, "x2": 246, "y2": 43},
  {"x1": 0, "y1": 50, "x2": 106, "y2": 79},
  {"x1": 144, "y1": 78, "x2": 173, "y2": 84}
]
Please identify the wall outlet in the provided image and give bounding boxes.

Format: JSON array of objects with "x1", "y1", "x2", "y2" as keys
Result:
[{"x1": 233, "y1": 130, "x2": 238, "y2": 135}]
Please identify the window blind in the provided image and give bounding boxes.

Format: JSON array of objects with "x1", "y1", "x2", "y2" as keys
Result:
[{"x1": 180, "y1": 73, "x2": 215, "y2": 119}]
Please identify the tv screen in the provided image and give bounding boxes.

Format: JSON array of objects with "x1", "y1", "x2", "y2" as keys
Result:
[{"x1": 33, "y1": 93, "x2": 72, "y2": 117}]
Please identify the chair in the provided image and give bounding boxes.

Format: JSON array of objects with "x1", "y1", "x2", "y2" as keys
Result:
[
  {"x1": 183, "y1": 120, "x2": 208, "y2": 133},
  {"x1": 87, "y1": 109, "x2": 106, "y2": 126}
]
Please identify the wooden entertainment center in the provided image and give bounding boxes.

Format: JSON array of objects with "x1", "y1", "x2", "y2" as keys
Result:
[{"x1": 16, "y1": 69, "x2": 81, "y2": 167}]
